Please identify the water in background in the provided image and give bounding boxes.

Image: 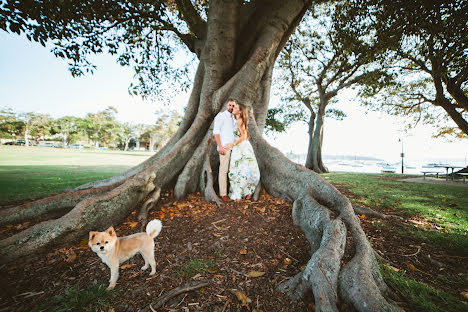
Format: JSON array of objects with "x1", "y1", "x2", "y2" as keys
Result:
[{"x1": 285, "y1": 153, "x2": 468, "y2": 175}]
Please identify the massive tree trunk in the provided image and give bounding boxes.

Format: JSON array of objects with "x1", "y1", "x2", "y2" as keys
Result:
[{"x1": 0, "y1": 1, "x2": 402, "y2": 311}]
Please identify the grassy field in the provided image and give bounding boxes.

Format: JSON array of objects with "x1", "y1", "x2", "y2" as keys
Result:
[
  {"x1": 0, "y1": 145, "x2": 153, "y2": 205},
  {"x1": 322, "y1": 172, "x2": 468, "y2": 253}
]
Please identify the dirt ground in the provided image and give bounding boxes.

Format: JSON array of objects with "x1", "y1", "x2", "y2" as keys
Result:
[{"x1": 0, "y1": 186, "x2": 467, "y2": 312}]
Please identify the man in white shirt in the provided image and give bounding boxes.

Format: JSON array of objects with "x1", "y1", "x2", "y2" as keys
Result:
[{"x1": 213, "y1": 99, "x2": 236, "y2": 201}]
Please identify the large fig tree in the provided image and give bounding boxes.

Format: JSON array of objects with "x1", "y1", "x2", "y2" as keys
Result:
[{"x1": 0, "y1": 1, "x2": 402, "y2": 311}]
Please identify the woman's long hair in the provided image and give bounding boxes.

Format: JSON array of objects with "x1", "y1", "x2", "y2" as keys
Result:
[{"x1": 237, "y1": 103, "x2": 249, "y2": 138}]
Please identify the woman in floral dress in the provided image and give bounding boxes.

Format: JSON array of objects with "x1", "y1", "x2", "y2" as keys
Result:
[{"x1": 225, "y1": 103, "x2": 260, "y2": 200}]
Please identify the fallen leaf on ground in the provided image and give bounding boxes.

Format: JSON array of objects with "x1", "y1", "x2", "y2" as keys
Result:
[
  {"x1": 230, "y1": 289, "x2": 251, "y2": 307},
  {"x1": 240, "y1": 248, "x2": 247, "y2": 255},
  {"x1": 76, "y1": 239, "x2": 89, "y2": 249},
  {"x1": 248, "y1": 271, "x2": 265, "y2": 277},
  {"x1": 283, "y1": 258, "x2": 292, "y2": 265},
  {"x1": 461, "y1": 291, "x2": 468, "y2": 299},
  {"x1": 65, "y1": 250, "x2": 77, "y2": 263},
  {"x1": 124, "y1": 221, "x2": 139, "y2": 228},
  {"x1": 120, "y1": 264, "x2": 134, "y2": 270},
  {"x1": 384, "y1": 265, "x2": 400, "y2": 272},
  {"x1": 255, "y1": 206, "x2": 266, "y2": 213},
  {"x1": 407, "y1": 263, "x2": 430, "y2": 275}
]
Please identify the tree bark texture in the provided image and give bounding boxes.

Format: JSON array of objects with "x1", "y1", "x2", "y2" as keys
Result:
[{"x1": 0, "y1": 1, "x2": 402, "y2": 311}]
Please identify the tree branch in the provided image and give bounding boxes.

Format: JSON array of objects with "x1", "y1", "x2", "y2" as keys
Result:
[
  {"x1": 175, "y1": 0, "x2": 207, "y2": 40},
  {"x1": 443, "y1": 75, "x2": 468, "y2": 111}
]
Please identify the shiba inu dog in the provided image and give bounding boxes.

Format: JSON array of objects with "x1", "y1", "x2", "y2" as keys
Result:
[{"x1": 88, "y1": 219, "x2": 162, "y2": 289}]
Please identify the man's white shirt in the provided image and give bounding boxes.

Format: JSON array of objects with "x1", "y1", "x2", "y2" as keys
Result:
[{"x1": 213, "y1": 110, "x2": 236, "y2": 150}]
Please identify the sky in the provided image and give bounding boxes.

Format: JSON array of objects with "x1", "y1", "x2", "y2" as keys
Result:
[{"x1": 1, "y1": 32, "x2": 467, "y2": 165}]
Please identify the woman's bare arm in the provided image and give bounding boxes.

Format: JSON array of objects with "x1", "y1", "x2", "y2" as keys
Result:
[{"x1": 227, "y1": 120, "x2": 248, "y2": 149}]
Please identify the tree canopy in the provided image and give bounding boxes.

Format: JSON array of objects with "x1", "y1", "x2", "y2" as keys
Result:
[
  {"x1": 335, "y1": 0, "x2": 468, "y2": 137},
  {"x1": 0, "y1": 0, "x2": 204, "y2": 99}
]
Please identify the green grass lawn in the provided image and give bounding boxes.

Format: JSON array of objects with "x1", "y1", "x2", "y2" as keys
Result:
[
  {"x1": 322, "y1": 172, "x2": 468, "y2": 253},
  {"x1": 0, "y1": 145, "x2": 153, "y2": 205}
]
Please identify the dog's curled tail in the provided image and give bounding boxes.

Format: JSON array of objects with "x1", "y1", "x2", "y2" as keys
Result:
[{"x1": 146, "y1": 219, "x2": 162, "y2": 239}]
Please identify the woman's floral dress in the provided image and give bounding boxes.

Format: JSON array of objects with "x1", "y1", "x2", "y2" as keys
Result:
[{"x1": 228, "y1": 129, "x2": 260, "y2": 200}]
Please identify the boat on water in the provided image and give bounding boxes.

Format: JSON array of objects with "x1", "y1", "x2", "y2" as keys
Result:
[
  {"x1": 422, "y1": 163, "x2": 449, "y2": 168},
  {"x1": 380, "y1": 163, "x2": 397, "y2": 173}
]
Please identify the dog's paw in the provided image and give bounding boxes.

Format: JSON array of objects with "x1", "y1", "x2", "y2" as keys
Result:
[
  {"x1": 150, "y1": 270, "x2": 156, "y2": 276},
  {"x1": 141, "y1": 265, "x2": 148, "y2": 271}
]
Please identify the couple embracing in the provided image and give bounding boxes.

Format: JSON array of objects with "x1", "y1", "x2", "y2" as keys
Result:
[{"x1": 213, "y1": 98, "x2": 260, "y2": 201}]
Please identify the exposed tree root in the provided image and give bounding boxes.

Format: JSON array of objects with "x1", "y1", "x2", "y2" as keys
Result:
[
  {"x1": 138, "y1": 186, "x2": 161, "y2": 230},
  {"x1": 174, "y1": 132, "x2": 213, "y2": 200},
  {"x1": 253, "y1": 182, "x2": 262, "y2": 201},
  {"x1": 0, "y1": 168, "x2": 156, "y2": 264},
  {"x1": 0, "y1": 182, "x2": 123, "y2": 227},
  {"x1": 249, "y1": 120, "x2": 403, "y2": 312},
  {"x1": 199, "y1": 140, "x2": 222, "y2": 206}
]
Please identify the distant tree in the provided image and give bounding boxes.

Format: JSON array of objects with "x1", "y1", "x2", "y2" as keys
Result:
[
  {"x1": 17, "y1": 112, "x2": 45, "y2": 147},
  {"x1": 83, "y1": 106, "x2": 121, "y2": 147},
  {"x1": 335, "y1": 0, "x2": 468, "y2": 137},
  {"x1": 119, "y1": 122, "x2": 141, "y2": 151},
  {"x1": 275, "y1": 5, "x2": 388, "y2": 172},
  {"x1": 0, "y1": 108, "x2": 23, "y2": 139},
  {"x1": 142, "y1": 111, "x2": 182, "y2": 152},
  {"x1": 29, "y1": 114, "x2": 52, "y2": 144},
  {"x1": 52, "y1": 116, "x2": 82, "y2": 146}
]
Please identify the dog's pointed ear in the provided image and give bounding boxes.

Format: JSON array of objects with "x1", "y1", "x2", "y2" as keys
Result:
[
  {"x1": 89, "y1": 231, "x2": 97, "y2": 240},
  {"x1": 107, "y1": 226, "x2": 115, "y2": 236}
]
